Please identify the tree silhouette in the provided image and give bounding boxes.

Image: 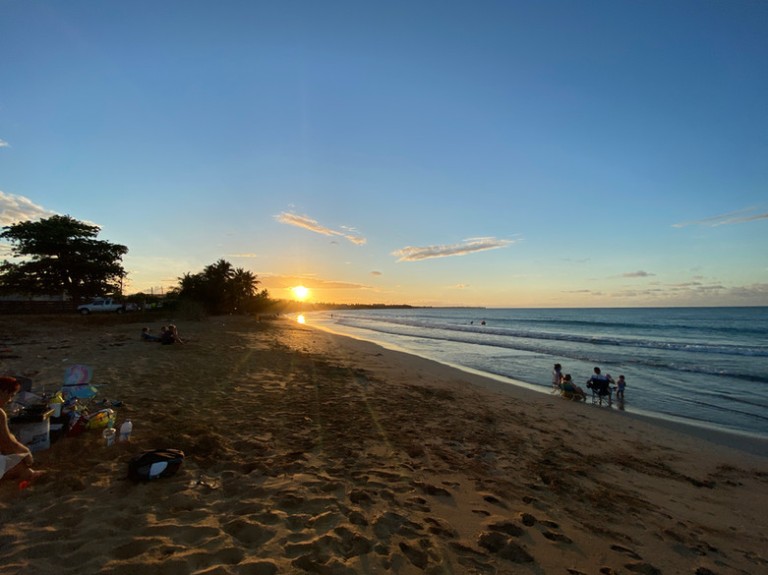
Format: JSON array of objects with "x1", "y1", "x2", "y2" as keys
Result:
[
  {"x1": 0, "y1": 215, "x2": 128, "y2": 305},
  {"x1": 172, "y1": 259, "x2": 268, "y2": 314}
]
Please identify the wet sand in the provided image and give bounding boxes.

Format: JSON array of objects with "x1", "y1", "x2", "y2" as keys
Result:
[{"x1": 0, "y1": 314, "x2": 766, "y2": 574}]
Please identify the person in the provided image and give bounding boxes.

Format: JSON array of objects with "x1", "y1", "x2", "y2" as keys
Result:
[
  {"x1": 561, "y1": 374, "x2": 586, "y2": 401},
  {"x1": 616, "y1": 375, "x2": 627, "y2": 400},
  {"x1": 141, "y1": 327, "x2": 160, "y2": 342},
  {"x1": 160, "y1": 324, "x2": 184, "y2": 345},
  {"x1": 0, "y1": 376, "x2": 44, "y2": 482},
  {"x1": 552, "y1": 363, "x2": 563, "y2": 392},
  {"x1": 586, "y1": 367, "x2": 612, "y2": 404}
]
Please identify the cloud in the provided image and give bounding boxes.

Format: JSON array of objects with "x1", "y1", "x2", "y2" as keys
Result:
[
  {"x1": 673, "y1": 207, "x2": 768, "y2": 228},
  {"x1": 274, "y1": 212, "x2": 366, "y2": 245},
  {"x1": 370, "y1": 271, "x2": 382, "y2": 276},
  {"x1": 622, "y1": 270, "x2": 655, "y2": 278},
  {"x1": 0, "y1": 191, "x2": 57, "y2": 227},
  {"x1": 0, "y1": 139, "x2": 9, "y2": 148},
  {"x1": 228, "y1": 253, "x2": 262, "y2": 258},
  {"x1": 393, "y1": 237, "x2": 516, "y2": 262}
]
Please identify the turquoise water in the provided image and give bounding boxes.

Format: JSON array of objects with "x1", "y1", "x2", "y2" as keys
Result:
[{"x1": 309, "y1": 307, "x2": 768, "y2": 439}]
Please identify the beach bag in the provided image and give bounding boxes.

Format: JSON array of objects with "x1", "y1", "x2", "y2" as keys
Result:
[{"x1": 127, "y1": 448, "x2": 185, "y2": 482}]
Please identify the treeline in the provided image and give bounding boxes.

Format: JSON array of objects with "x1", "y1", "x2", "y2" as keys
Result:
[{"x1": 0, "y1": 215, "x2": 427, "y2": 316}]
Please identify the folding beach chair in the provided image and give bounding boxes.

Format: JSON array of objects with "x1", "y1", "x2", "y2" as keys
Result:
[
  {"x1": 587, "y1": 377, "x2": 613, "y2": 406},
  {"x1": 62, "y1": 364, "x2": 98, "y2": 400}
]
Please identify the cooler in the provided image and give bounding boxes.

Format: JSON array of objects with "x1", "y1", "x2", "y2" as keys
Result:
[{"x1": 9, "y1": 408, "x2": 54, "y2": 452}]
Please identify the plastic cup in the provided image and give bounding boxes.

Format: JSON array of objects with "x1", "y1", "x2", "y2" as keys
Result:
[{"x1": 103, "y1": 427, "x2": 116, "y2": 447}]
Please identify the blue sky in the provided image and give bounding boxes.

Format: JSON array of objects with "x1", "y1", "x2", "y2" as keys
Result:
[{"x1": 1, "y1": 1, "x2": 766, "y2": 307}]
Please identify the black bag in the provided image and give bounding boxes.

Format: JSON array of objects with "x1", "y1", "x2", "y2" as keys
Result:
[{"x1": 128, "y1": 448, "x2": 185, "y2": 482}]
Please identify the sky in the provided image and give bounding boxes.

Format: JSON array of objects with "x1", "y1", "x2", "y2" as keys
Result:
[{"x1": 1, "y1": 0, "x2": 766, "y2": 308}]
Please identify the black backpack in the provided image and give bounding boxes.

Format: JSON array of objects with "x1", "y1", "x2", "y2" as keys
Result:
[{"x1": 127, "y1": 448, "x2": 185, "y2": 482}]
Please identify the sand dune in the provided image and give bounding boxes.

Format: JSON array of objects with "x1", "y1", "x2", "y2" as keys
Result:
[{"x1": 0, "y1": 314, "x2": 766, "y2": 574}]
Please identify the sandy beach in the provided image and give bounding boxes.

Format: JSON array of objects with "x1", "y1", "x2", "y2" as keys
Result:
[{"x1": 0, "y1": 314, "x2": 766, "y2": 575}]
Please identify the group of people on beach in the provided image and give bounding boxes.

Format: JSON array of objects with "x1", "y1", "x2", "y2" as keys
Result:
[
  {"x1": 141, "y1": 325, "x2": 183, "y2": 345},
  {"x1": 552, "y1": 363, "x2": 626, "y2": 403}
]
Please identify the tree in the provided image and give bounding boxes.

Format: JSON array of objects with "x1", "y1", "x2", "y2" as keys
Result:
[
  {"x1": 172, "y1": 259, "x2": 268, "y2": 314},
  {"x1": 0, "y1": 215, "x2": 128, "y2": 305},
  {"x1": 230, "y1": 267, "x2": 260, "y2": 312}
]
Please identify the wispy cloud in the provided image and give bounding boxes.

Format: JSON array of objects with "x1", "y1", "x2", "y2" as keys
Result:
[
  {"x1": 0, "y1": 191, "x2": 57, "y2": 226},
  {"x1": 274, "y1": 212, "x2": 366, "y2": 245},
  {"x1": 228, "y1": 252, "x2": 262, "y2": 258},
  {"x1": 393, "y1": 237, "x2": 515, "y2": 262},
  {"x1": 0, "y1": 139, "x2": 9, "y2": 148},
  {"x1": 622, "y1": 270, "x2": 655, "y2": 278},
  {"x1": 580, "y1": 281, "x2": 768, "y2": 302},
  {"x1": 673, "y1": 207, "x2": 768, "y2": 228}
]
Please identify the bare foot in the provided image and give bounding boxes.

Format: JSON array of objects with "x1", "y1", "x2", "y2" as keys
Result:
[
  {"x1": 29, "y1": 470, "x2": 47, "y2": 480},
  {"x1": 16, "y1": 468, "x2": 47, "y2": 482}
]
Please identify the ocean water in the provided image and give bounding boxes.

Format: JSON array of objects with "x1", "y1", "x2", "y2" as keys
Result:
[{"x1": 308, "y1": 307, "x2": 768, "y2": 439}]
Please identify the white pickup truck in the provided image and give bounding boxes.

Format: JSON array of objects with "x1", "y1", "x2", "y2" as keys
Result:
[{"x1": 77, "y1": 298, "x2": 126, "y2": 315}]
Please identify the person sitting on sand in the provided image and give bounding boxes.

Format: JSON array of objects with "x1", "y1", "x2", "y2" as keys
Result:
[
  {"x1": 160, "y1": 324, "x2": 184, "y2": 345},
  {"x1": 0, "y1": 376, "x2": 45, "y2": 482},
  {"x1": 561, "y1": 374, "x2": 586, "y2": 401},
  {"x1": 141, "y1": 327, "x2": 160, "y2": 342}
]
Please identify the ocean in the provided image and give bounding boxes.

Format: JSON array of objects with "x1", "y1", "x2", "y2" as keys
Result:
[{"x1": 308, "y1": 307, "x2": 768, "y2": 439}]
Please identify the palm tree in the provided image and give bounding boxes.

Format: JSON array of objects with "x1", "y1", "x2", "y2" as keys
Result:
[
  {"x1": 202, "y1": 259, "x2": 235, "y2": 313},
  {"x1": 230, "y1": 268, "x2": 260, "y2": 312}
]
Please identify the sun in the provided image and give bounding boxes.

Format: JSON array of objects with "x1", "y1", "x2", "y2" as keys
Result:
[{"x1": 291, "y1": 285, "x2": 310, "y2": 301}]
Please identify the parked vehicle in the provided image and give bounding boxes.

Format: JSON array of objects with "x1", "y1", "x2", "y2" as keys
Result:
[{"x1": 77, "y1": 298, "x2": 126, "y2": 315}]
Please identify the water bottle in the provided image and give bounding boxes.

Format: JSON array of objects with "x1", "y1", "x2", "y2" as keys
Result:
[{"x1": 119, "y1": 420, "x2": 133, "y2": 442}]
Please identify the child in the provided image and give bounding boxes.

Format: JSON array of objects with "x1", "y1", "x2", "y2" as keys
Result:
[
  {"x1": 552, "y1": 363, "x2": 563, "y2": 392},
  {"x1": 616, "y1": 375, "x2": 627, "y2": 400}
]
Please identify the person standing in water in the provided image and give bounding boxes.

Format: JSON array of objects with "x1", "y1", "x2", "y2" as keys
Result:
[
  {"x1": 616, "y1": 375, "x2": 627, "y2": 400},
  {"x1": 552, "y1": 363, "x2": 563, "y2": 392}
]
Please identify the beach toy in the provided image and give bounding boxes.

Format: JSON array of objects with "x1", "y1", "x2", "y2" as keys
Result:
[{"x1": 86, "y1": 408, "x2": 115, "y2": 430}]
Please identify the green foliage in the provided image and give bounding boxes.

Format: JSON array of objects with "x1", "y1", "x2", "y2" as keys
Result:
[
  {"x1": 0, "y1": 215, "x2": 128, "y2": 304},
  {"x1": 171, "y1": 258, "x2": 270, "y2": 315}
]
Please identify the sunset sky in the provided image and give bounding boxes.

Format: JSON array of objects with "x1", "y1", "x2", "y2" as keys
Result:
[{"x1": 1, "y1": 1, "x2": 766, "y2": 307}]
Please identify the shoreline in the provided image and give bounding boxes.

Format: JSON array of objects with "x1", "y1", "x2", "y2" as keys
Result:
[
  {"x1": 310, "y1": 316, "x2": 768, "y2": 459},
  {"x1": 1, "y1": 315, "x2": 766, "y2": 574}
]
